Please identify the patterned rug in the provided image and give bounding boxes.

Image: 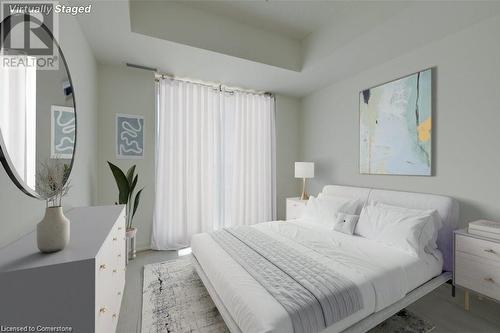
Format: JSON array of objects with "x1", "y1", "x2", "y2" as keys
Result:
[
  {"x1": 142, "y1": 257, "x2": 434, "y2": 333},
  {"x1": 141, "y1": 256, "x2": 228, "y2": 333},
  {"x1": 370, "y1": 309, "x2": 435, "y2": 333}
]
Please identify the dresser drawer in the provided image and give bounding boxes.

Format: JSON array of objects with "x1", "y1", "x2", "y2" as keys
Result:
[
  {"x1": 455, "y1": 252, "x2": 500, "y2": 301},
  {"x1": 456, "y1": 234, "x2": 500, "y2": 262},
  {"x1": 95, "y1": 214, "x2": 126, "y2": 333}
]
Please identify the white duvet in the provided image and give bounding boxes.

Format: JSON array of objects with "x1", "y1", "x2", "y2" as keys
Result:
[{"x1": 191, "y1": 219, "x2": 443, "y2": 333}]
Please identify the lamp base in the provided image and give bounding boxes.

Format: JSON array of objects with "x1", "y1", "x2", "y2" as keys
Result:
[{"x1": 300, "y1": 177, "x2": 309, "y2": 200}]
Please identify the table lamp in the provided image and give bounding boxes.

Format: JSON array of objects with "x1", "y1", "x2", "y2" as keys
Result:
[{"x1": 295, "y1": 162, "x2": 314, "y2": 200}]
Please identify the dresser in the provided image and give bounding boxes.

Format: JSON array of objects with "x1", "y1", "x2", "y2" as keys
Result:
[
  {"x1": 454, "y1": 228, "x2": 500, "y2": 310},
  {"x1": 0, "y1": 205, "x2": 126, "y2": 333},
  {"x1": 286, "y1": 197, "x2": 307, "y2": 220}
]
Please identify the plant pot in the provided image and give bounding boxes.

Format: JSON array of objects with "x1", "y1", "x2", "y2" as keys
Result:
[
  {"x1": 37, "y1": 206, "x2": 70, "y2": 253},
  {"x1": 126, "y1": 227, "x2": 137, "y2": 238}
]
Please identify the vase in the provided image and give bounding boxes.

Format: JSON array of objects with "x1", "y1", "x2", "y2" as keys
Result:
[
  {"x1": 126, "y1": 227, "x2": 137, "y2": 260},
  {"x1": 37, "y1": 206, "x2": 70, "y2": 253}
]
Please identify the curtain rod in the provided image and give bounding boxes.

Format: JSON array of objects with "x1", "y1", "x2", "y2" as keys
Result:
[
  {"x1": 125, "y1": 63, "x2": 272, "y2": 96},
  {"x1": 154, "y1": 72, "x2": 273, "y2": 97}
]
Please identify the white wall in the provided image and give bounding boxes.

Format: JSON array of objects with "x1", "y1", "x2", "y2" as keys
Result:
[
  {"x1": 0, "y1": 14, "x2": 98, "y2": 247},
  {"x1": 96, "y1": 65, "x2": 155, "y2": 251},
  {"x1": 300, "y1": 15, "x2": 500, "y2": 228},
  {"x1": 275, "y1": 95, "x2": 301, "y2": 219},
  {"x1": 96, "y1": 64, "x2": 301, "y2": 250}
]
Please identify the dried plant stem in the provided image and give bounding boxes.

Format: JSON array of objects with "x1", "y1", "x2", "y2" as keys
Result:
[{"x1": 36, "y1": 160, "x2": 72, "y2": 208}]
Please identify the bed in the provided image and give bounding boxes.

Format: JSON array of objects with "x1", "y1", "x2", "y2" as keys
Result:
[{"x1": 191, "y1": 185, "x2": 459, "y2": 333}]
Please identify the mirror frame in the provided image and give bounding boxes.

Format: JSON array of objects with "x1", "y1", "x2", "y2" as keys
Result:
[{"x1": 0, "y1": 14, "x2": 77, "y2": 198}]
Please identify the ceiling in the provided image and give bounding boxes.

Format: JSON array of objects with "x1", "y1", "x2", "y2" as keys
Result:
[
  {"x1": 72, "y1": 0, "x2": 500, "y2": 97},
  {"x1": 174, "y1": 0, "x2": 351, "y2": 40}
]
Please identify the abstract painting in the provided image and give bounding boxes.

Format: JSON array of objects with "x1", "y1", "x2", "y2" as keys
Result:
[
  {"x1": 360, "y1": 69, "x2": 432, "y2": 175},
  {"x1": 116, "y1": 113, "x2": 144, "y2": 159},
  {"x1": 51, "y1": 105, "x2": 75, "y2": 159}
]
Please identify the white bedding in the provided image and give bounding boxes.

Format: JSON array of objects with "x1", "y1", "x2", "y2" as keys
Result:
[{"x1": 191, "y1": 219, "x2": 443, "y2": 333}]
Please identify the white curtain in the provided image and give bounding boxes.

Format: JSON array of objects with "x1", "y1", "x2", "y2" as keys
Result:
[
  {"x1": 0, "y1": 60, "x2": 37, "y2": 188},
  {"x1": 222, "y1": 89, "x2": 276, "y2": 226},
  {"x1": 152, "y1": 79, "x2": 276, "y2": 250}
]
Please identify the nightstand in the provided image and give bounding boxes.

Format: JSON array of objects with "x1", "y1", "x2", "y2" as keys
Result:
[
  {"x1": 286, "y1": 197, "x2": 307, "y2": 220},
  {"x1": 454, "y1": 228, "x2": 500, "y2": 310}
]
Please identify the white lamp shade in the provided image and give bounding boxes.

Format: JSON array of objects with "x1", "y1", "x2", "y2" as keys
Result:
[{"x1": 295, "y1": 162, "x2": 314, "y2": 178}]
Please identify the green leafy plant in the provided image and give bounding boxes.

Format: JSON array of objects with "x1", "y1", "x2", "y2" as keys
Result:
[{"x1": 107, "y1": 162, "x2": 143, "y2": 230}]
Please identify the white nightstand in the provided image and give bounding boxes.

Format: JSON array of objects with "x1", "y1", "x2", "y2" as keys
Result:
[
  {"x1": 286, "y1": 197, "x2": 307, "y2": 220},
  {"x1": 454, "y1": 228, "x2": 500, "y2": 310}
]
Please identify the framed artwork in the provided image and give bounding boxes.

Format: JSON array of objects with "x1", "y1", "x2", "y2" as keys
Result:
[
  {"x1": 359, "y1": 68, "x2": 432, "y2": 176},
  {"x1": 116, "y1": 113, "x2": 144, "y2": 159},
  {"x1": 51, "y1": 105, "x2": 75, "y2": 159}
]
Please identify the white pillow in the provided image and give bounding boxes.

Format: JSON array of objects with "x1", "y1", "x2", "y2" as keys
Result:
[
  {"x1": 333, "y1": 213, "x2": 359, "y2": 235},
  {"x1": 301, "y1": 196, "x2": 360, "y2": 225},
  {"x1": 356, "y1": 203, "x2": 435, "y2": 256},
  {"x1": 301, "y1": 196, "x2": 321, "y2": 222},
  {"x1": 375, "y1": 203, "x2": 442, "y2": 252}
]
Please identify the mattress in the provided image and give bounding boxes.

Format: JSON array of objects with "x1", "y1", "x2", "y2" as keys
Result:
[{"x1": 191, "y1": 219, "x2": 443, "y2": 333}]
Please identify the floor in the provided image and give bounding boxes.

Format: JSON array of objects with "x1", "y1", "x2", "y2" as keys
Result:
[
  {"x1": 408, "y1": 284, "x2": 500, "y2": 333},
  {"x1": 118, "y1": 250, "x2": 500, "y2": 333}
]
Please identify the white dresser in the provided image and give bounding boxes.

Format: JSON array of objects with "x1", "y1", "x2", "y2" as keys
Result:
[
  {"x1": 0, "y1": 205, "x2": 126, "y2": 333},
  {"x1": 286, "y1": 197, "x2": 307, "y2": 220},
  {"x1": 454, "y1": 228, "x2": 500, "y2": 310}
]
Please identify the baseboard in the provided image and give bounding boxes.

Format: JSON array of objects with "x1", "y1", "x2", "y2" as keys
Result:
[{"x1": 136, "y1": 244, "x2": 152, "y2": 252}]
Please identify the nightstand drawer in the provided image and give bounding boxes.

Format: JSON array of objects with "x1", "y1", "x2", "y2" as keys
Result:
[
  {"x1": 455, "y1": 252, "x2": 500, "y2": 301},
  {"x1": 286, "y1": 205, "x2": 303, "y2": 220},
  {"x1": 286, "y1": 198, "x2": 307, "y2": 220},
  {"x1": 456, "y1": 234, "x2": 500, "y2": 262}
]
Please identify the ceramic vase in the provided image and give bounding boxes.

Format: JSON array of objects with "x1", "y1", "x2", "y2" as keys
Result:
[
  {"x1": 126, "y1": 227, "x2": 137, "y2": 260},
  {"x1": 37, "y1": 206, "x2": 70, "y2": 253}
]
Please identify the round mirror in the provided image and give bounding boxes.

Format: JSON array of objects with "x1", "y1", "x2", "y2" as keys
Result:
[{"x1": 0, "y1": 14, "x2": 76, "y2": 198}]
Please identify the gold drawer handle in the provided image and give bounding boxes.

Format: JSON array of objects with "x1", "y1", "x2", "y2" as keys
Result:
[
  {"x1": 99, "y1": 264, "x2": 106, "y2": 270},
  {"x1": 113, "y1": 237, "x2": 118, "y2": 241},
  {"x1": 117, "y1": 291, "x2": 122, "y2": 296},
  {"x1": 99, "y1": 307, "x2": 107, "y2": 314},
  {"x1": 113, "y1": 269, "x2": 117, "y2": 273},
  {"x1": 484, "y1": 249, "x2": 496, "y2": 254},
  {"x1": 485, "y1": 277, "x2": 495, "y2": 283},
  {"x1": 112, "y1": 314, "x2": 117, "y2": 319},
  {"x1": 118, "y1": 227, "x2": 122, "y2": 231}
]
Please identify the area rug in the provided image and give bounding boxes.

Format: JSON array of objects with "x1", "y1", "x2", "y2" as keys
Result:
[
  {"x1": 370, "y1": 309, "x2": 435, "y2": 333},
  {"x1": 142, "y1": 256, "x2": 229, "y2": 333},
  {"x1": 142, "y1": 257, "x2": 434, "y2": 333}
]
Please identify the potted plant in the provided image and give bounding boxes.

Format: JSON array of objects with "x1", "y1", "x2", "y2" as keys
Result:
[
  {"x1": 107, "y1": 162, "x2": 143, "y2": 257},
  {"x1": 36, "y1": 161, "x2": 72, "y2": 253}
]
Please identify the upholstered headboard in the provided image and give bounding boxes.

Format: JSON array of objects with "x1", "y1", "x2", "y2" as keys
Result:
[{"x1": 321, "y1": 185, "x2": 460, "y2": 272}]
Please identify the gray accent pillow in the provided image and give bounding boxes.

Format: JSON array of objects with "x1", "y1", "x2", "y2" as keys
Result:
[{"x1": 333, "y1": 213, "x2": 360, "y2": 235}]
